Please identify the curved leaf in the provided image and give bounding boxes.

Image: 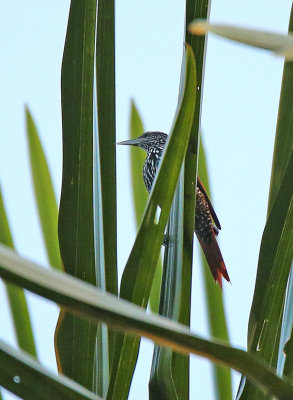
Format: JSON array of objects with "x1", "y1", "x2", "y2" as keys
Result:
[
  {"x1": 268, "y1": 6, "x2": 293, "y2": 215},
  {"x1": 107, "y1": 44, "x2": 197, "y2": 400},
  {"x1": 150, "y1": 1, "x2": 213, "y2": 396},
  {"x1": 238, "y1": 150, "x2": 293, "y2": 400},
  {"x1": 0, "y1": 340, "x2": 102, "y2": 400},
  {"x1": 237, "y1": 6, "x2": 293, "y2": 399},
  {"x1": 167, "y1": 2, "x2": 212, "y2": 398},
  {"x1": 1, "y1": 245, "x2": 293, "y2": 400},
  {"x1": 274, "y1": 6, "x2": 293, "y2": 381}
]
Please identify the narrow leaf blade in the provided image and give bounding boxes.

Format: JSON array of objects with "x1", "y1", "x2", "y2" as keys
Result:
[
  {"x1": 272, "y1": 5, "x2": 293, "y2": 384},
  {"x1": 0, "y1": 187, "x2": 37, "y2": 357},
  {"x1": 55, "y1": 0, "x2": 98, "y2": 392},
  {"x1": 170, "y1": 2, "x2": 212, "y2": 398},
  {"x1": 25, "y1": 107, "x2": 61, "y2": 270},
  {"x1": 189, "y1": 20, "x2": 293, "y2": 59},
  {"x1": 268, "y1": 6, "x2": 293, "y2": 214},
  {"x1": 94, "y1": 0, "x2": 116, "y2": 388},
  {"x1": 238, "y1": 151, "x2": 293, "y2": 400},
  {"x1": 150, "y1": 176, "x2": 188, "y2": 400},
  {"x1": 95, "y1": 0, "x2": 117, "y2": 297},
  {"x1": 237, "y1": 6, "x2": 293, "y2": 399}
]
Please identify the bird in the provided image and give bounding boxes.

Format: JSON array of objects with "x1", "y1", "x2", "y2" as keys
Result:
[{"x1": 118, "y1": 131, "x2": 230, "y2": 288}]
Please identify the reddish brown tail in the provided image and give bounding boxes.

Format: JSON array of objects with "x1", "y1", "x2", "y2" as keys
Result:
[{"x1": 196, "y1": 232, "x2": 230, "y2": 289}]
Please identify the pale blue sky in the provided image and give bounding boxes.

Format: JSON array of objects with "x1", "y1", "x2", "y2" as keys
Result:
[{"x1": 0, "y1": 1, "x2": 291, "y2": 399}]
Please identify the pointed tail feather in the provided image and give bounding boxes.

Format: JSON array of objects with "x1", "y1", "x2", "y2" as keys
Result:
[{"x1": 196, "y1": 233, "x2": 230, "y2": 289}]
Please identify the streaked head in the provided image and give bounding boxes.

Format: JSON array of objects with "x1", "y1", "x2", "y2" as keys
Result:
[{"x1": 117, "y1": 131, "x2": 168, "y2": 153}]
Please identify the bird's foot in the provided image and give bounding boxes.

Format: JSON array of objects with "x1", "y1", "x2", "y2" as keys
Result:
[
  {"x1": 163, "y1": 234, "x2": 175, "y2": 247},
  {"x1": 163, "y1": 234, "x2": 169, "y2": 247}
]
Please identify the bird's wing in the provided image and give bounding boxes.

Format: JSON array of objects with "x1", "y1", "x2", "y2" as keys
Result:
[{"x1": 197, "y1": 177, "x2": 221, "y2": 230}]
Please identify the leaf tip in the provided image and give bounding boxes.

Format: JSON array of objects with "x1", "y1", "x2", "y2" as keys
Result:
[
  {"x1": 24, "y1": 103, "x2": 32, "y2": 118},
  {"x1": 130, "y1": 97, "x2": 136, "y2": 108}
]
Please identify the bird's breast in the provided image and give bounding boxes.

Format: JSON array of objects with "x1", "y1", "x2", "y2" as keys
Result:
[{"x1": 143, "y1": 154, "x2": 161, "y2": 193}]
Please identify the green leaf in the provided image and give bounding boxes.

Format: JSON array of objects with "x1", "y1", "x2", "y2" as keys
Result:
[
  {"x1": 150, "y1": 0, "x2": 212, "y2": 389},
  {"x1": 188, "y1": 20, "x2": 293, "y2": 59},
  {"x1": 238, "y1": 151, "x2": 293, "y2": 400},
  {"x1": 272, "y1": 5, "x2": 293, "y2": 383},
  {"x1": 0, "y1": 187, "x2": 37, "y2": 357},
  {"x1": 150, "y1": 347, "x2": 178, "y2": 400},
  {"x1": 268, "y1": 6, "x2": 293, "y2": 215},
  {"x1": 0, "y1": 340, "x2": 103, "y2": 400},
  {"x1": 129, "y1": 100, "x2": 162, "y2": 313},
  {"x1": 150, "y1": 260, "x2": 163, "y2": 314},
  {"x1": 150, "y1": 1, "x2": 215, "y2": 397},
  {"x1": 237, "y1": 6, "x2": 293, "y2": 399},
  {"x1": 198, "y1": 139, "x2": 232, "y2": 400},
  {"x1": 94, "y1": 0, "x2": 116, "y2": 386},
  {"x1": 58, "y1": 0, "x2": 96, "y2": 284},
  {"x1": 55, "y1": 0, "x2": 98, "y2": 392},
  {"x1": 1, "y1": 245, "x2": 293, "y2": 400},
  {"x1": 95, "y1": 0, "x2": 117, "y2": 296},
  {"x1": 25, "y1": 107, "x2": 61, "y2": 270},
  {"x1": 165, "y1": 3, "x2": 212, "y2": 398},
  {"x1": 185, "y1": 0, "x2": 211, "y2": 125},
  {"x1": 150, "y1": 177, "x2": 188, "y2": 400},
  {"x1": 107, "y1": 44, "x2": 197, "y2": 400}
]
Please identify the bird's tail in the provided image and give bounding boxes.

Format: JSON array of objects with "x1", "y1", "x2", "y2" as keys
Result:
[{"x1": 196, "y1": 233, "x2": 230, "y2": 289}]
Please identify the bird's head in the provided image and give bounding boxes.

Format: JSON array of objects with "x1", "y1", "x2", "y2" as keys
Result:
[{"x1": 117, "y1": 131, "x2": 168, "y2": 153}]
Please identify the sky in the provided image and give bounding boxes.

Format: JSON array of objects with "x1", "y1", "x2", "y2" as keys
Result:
[{"x1": 0, "y1": 1, "x2": 292, "y2": 399}]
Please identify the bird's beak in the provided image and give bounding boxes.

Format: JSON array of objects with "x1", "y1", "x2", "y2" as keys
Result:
[{"x1": 116, "y1": 138, "x2": 140, "y2": 146}]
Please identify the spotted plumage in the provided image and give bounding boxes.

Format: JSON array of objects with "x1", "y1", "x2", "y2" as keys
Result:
[
  {"x1": 117, "y1": 131, "x2": 230, "y2": 287},
  {"x1": 139, "y1": 132, "x2": 167, "y2": 192},
  {"x1": 195, "y1": 186, "x2": 215, "y2": 240}
]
